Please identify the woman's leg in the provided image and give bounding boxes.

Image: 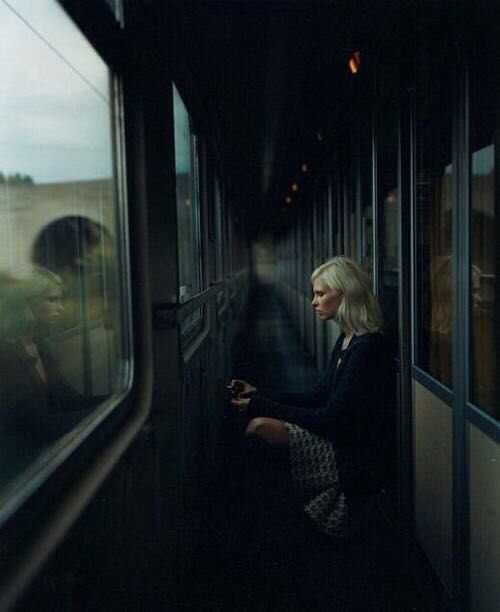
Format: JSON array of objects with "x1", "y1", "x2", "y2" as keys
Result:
[{"x1": 245, "y1": 417, "x2": 290, "y2": 447}]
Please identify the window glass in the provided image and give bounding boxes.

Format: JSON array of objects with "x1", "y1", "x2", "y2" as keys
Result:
[
  {"x1": 331, "y1": 163, "x2": 343, "y2": 255},
  {"x1": 214, "y1": 176, "x2": 226, "y2": 310},
  {"x1": 172, "y1": 84, "x2": 202, "y2": 336},
  {"x1": 469, "y1": 18, "x2": 499, "y2": 419},
  {"x1": 348, "y1": 145, "x2": 357, "y2": 260},
  {"x1": 415, "y1": 7, "x2": 454, "y2": 386},
  {"x1": 214, "y1": 177, "x2": 224, "y2": 281},
  {"x1": 0, "y1": 0, "x2": 129, "y2": 499},
  {"x1": 360, "y1": 114, "x2": 373, "y2": 281},
  {"x1": 377, "y1": 56, "x2": 400, "y2": 357}
]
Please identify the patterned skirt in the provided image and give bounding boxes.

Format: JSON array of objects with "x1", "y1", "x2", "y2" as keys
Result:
[{"x1": 282, "y1": 422, "x2": 350, "y2": 537}]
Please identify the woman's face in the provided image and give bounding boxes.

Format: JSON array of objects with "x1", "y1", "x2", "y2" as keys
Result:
[
  {"x1": 31, "y1": 284, "x2": 64, "y2": 323},
  {"x1": 311, "y1": 278, "x2": 343, "y2": 320}
]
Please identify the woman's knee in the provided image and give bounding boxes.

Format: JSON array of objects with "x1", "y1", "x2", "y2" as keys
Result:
[
  {"x1": 245, "y1": 417, "x2": 290, "y2": 447},
  {"x1": 245, "y1": 417, "x2": 267, "y2": 438}
]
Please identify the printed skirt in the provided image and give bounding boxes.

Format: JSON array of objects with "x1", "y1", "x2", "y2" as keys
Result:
[{"x1": 282, "y1": 422, "x2": 350, "y2": 537}]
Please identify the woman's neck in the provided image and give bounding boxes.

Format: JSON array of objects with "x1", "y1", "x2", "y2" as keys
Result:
[{"x1": 341, "y1": 330, "x2": 353, "y2": 349}]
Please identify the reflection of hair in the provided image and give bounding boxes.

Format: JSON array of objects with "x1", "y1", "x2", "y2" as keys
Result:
[
  {"x1": 31, "y1": 216, "x2": 105, "y2": 273},
  {"x1": 0, "y1": 267, "x2": 62, "y2": 342},
  {"x1": 430, "y1": 256, "x2": 451, "y2": 334},
  {"x1": 431, "y1": 257, "x2": 483, "y2": 334},
  {"x1": 311, "y1": 256, "x2": 383, "y2": 334}
]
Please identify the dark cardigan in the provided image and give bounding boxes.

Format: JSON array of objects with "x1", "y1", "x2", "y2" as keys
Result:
[
  {"x1": 247, "y1": 331, "x2": 396, "y2": 510},
  {"x1": 0, "y1": 340, "x2": 87, "y2": 441}
]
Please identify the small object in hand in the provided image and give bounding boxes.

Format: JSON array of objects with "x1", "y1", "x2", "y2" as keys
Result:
[{"x1": 227, "y1": 381, "x2": 245, "y2": 396}]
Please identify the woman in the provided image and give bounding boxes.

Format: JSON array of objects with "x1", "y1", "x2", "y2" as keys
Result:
[
  {"x1": 230, "y1": 256, "x2": 395, "y2": 537},
  {"x1": 0, "y1": 267, "x2": 85, "y2": 451}
]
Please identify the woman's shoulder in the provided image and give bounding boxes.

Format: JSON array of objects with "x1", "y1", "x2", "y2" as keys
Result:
[
  {"x1": 352, "y1": 330, "x2": 383, "y2": 344},
  {"x1": 349, "y1": 330, "x2": 390, "y2": 356}
]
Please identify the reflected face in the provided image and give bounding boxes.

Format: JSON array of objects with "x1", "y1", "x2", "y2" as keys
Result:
[
  {"x1": 471, "y1": 273, "x2": 482, "y2": 310},
  {"x1": 32, "y1": 285, "x2": 64, "y2": 323},
  {"x1": 311, "y1": 278, "x2": 343, "y2": 320}
]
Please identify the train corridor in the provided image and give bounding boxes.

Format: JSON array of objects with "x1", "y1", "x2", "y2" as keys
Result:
[
  {"x1": 182, "y1": 283, "x2": 420, "y2": 611},
  {"x1": 1, "y1": 3, "x2": 499, "y2": 610}
]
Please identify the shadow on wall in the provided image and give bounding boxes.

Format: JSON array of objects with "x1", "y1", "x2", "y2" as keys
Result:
[{"x1": 252, "y1": 232, "x2": 275, "y2": 284}]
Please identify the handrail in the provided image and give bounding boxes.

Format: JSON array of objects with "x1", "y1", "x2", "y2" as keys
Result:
[
  {"x1": 153, "y1": 269, "x2": 249, "y2": 330},
  {"x1": 153, "y1": 282, "x2": 224, "y2": 328}
]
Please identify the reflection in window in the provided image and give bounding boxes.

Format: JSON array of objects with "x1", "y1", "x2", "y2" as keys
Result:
[
  {"x1": 173, "y1": 85, "x2": 202, "y2": 336},
  {"x1": 415, "y1": 12, "x2": 453, "y2": 387},
  {"x1": 469, "y1": 28, "x2": 499, "y2": 418},
  {"x1": 0, "y1": 1, "x2": 128, "y2": 497}
]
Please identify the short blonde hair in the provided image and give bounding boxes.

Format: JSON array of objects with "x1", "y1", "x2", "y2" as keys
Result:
[
  {"x1": 311, "y1": 256, "x2": 382, "y2": 334},
  {"x1": 0, "y1": 267, "x2": 63, "y2": 342}
]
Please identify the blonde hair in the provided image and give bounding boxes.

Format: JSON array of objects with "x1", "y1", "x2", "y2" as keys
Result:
[
  {"x1": 0, "y1": 267, "x2": 63, "y2": 342},
  {"x1": 311, "y1": 256, "x2": 382, "y2": 334}
]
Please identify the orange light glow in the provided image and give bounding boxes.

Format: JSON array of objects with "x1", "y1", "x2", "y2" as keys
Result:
[
  {"x1": 348, "y1": 51, "x2": 361, "y2": 74},
  {"x1": 301, "y1": 163, "x2": 308, "y2": 173},
  {"x1": 291, "y1": 182, "x2": 298, "y2": 192},
  {"x1": 285, "y1": 196, "x2": 292, "y2": 205}
]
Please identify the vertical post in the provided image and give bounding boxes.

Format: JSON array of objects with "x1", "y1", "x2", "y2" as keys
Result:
[{"x1": 452, "y1": 29, "x2": 470, "y2": 611}]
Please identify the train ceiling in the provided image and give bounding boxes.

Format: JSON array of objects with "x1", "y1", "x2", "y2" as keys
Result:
[{"x1": 177, "y1": 0, "x2": 398, "y2": 233}]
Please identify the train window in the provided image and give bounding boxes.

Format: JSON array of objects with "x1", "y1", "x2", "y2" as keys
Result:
[
  {"x1": 360, "y1": 114, "x2": 373, "y2": 281},
  {"x1": 469, "y1": 27, "x2": 499, "y2": 419},
  {"x1": 376, "y1": 56, "x2": 400, "y2": 356},
  {"x1": 331, "y1": 161, "x2": 343, "y2": 256},
  {"x1": 213, "y1": 176, "x2": 226, "y2": 310},
  {"x1": 415, "y1": 12, "x2": 454, "y2": 387},
  {"x1": 347, "y1": 144, "x2": 357, "y2": 260},
  {"x1": 0, "y1": 0, "x2": 130, "y2": 502},
  {"x1": 172, "y1": 84, "x2": 203, "y2": 336},
  {"x1": 214, "y1": 177, "x2": 224, "y2": 281}
]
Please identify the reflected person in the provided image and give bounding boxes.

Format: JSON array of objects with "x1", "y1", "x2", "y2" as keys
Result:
[
  {"x1": 0, "y1": 267, "x2": 87, "y2": 457},
  {"x1": 31, "y1": 215, "x2": 117, "y2": 330}
]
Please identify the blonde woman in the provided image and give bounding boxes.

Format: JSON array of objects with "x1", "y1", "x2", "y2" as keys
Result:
[
  {"x1": 0, "y1": 267, "x2": 85, "y2": 450},
  {"x1": 230, "y1": 256, "x2": 395, "y2": 537}
]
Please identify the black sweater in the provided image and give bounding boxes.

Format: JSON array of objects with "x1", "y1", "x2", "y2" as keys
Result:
[{"x1": 247, "y1": 331, "x2": 396, "y2": 508}]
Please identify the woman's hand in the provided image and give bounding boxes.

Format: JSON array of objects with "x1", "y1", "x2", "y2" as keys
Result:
[
  {"x1": 230, "y1": 396, "x2": 250, "y2": 412},
  {"x1": 229, "y1": 379, "x2": 256, "y2": 397}
]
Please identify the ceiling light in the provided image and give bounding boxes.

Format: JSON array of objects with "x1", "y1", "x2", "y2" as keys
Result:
[{"x1": 348, "y1": 51, "x2": 361, "y2": 74}]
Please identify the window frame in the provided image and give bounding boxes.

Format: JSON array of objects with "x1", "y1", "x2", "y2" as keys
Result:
[{"x1": 0, "y1": 0, "x2": 137, "y2": 543}]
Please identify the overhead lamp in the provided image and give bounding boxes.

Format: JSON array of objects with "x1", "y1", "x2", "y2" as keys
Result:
[
  {"x1": 301, "y1": 163, "x2": 308, "y2": 173},
  {"x1": 348, "y1": 51, "x2": 361, "y2": 74},
  {"x1": 291, "y1": 182, "x2": 298, "y2": 192},
  {"x1": 285, "y1": 196, "x2": 292, "y2": 205}
]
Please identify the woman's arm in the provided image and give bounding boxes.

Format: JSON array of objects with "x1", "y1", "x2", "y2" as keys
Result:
[
  {"x1": 252, "y1": 335, "x2": 342, "y2": 407},
  {"x1": 246, "y1": 338, "x2": 381, "y2": 438},
  {"x1": 262, "y1": 369, "x2": 330, "y2": 407}
]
